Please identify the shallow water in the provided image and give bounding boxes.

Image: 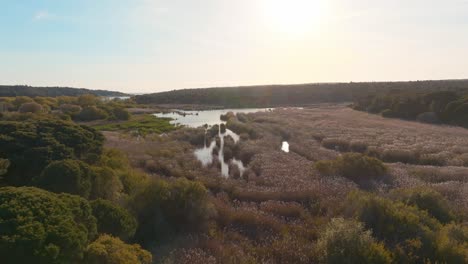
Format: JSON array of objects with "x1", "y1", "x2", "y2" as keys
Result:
[{"x1": 154, "y1": 108, "x2": 272, "y2": 128}]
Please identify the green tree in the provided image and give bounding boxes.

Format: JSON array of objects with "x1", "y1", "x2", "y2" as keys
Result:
[
  {"x1": 91, "y1": 199, "x2": 137, "y2": 241},
  {"x1": 85, "y1": 234, "x2": 152, "y2": 264},
  {"x1": 0, "y1": 119, "x2": 103, "y2": 186},
  {"x1": 0, "y1": 187, "x2": 97, "y2": 264},
  {"x1": 316, "y1": 218, "x2": 392, "y2": 264},
  {"x1": 34, "y1": 159, "x2": 93, "y2": 198}
]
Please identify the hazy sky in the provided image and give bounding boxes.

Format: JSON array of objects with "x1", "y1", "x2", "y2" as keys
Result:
[{"x1": 1, "y1": 0, "x2": 468, "y2": 93}]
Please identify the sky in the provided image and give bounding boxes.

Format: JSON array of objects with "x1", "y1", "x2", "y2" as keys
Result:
[{"x1": 1, "y1": 0, "x2": 468, "y2": 93}]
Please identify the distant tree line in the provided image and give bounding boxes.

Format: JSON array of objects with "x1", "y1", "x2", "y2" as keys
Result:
[
  {"x1": 353, "y1": 90, "x2": 468, "y2": 127},
  {"x1": 0, "y1": 85, "x2": 127, "y2": 97},
  {"x1": 135, "y1": 80, "x2": 468, "y2": 107}
]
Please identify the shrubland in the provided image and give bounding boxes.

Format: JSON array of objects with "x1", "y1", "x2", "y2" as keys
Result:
[{"x1": 1, "y1": 95, "x2": 468, "y2": 263}]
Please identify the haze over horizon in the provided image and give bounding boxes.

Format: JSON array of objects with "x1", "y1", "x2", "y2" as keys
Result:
[{"x1": 2, "y1": 0, "x2": 468, "y2": 93}]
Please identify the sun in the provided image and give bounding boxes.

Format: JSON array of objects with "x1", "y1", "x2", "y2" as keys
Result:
[{"x1": 262, "y1": 0, "x2": 327, "y2": 35}]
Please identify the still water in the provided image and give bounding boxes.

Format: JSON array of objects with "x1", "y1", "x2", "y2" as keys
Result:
[
  {"x1": 154, "y1": 108, "x2": 272, "y2": 128},
  {"x1": 155, "y1": 108, "x2": 281, "y2": 178}
]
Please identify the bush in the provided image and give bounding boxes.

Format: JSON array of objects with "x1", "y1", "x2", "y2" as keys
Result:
[
  {"x1": 112, "y1": 107, "x2": 131, "y2": 121},
  {"x1": 0, "y1": 187, "x2": 97, "y2": 264},
  {"x1": 381, "y1": 149, "x2": 418, "y2": 164},
  {"x1": 34, "y1": 159, "x2": 93, "y2": 198},
  {"x1": 391, "y1": 187, "x2": 455, "y2": 224},
  {"x1": 0, "y1": 119, "x2": 104, "y2": 186},
  {"x1": 346, "y1": 191, "x2": 441, "y2": 262},
  {"x1": 322, "y1": 138, "x2": 350, "y2": 152},
  {"x1": 90, "y1": 167, "x2": 123, "y2": 201},
  {"x1": 350, "y1": 141, "x2": 368, "y2": 153},
  {"x1": 435, "y1": 224, "x2": 468, "y2": 263},
  {"x1": 60, "y1": 104, "x2": 82, "y2": 115},
  {"x1": 316, "y1": 218, "x2": 393, "y2": 264},
  {"x1": 18, "y1": 102, "x2": 43, "y2": 113},
  {"x1": 130, "y1": 178, "x2": 215, "y2": 245},
  {"x1": 0, "y1": 159, "x2": 10, "y2": 175},
  {"x1": 75, "y1": 106, "x2": 109, "y2": 121},
  {"x1": 417, "y1": 112, "x2": 440, "y2": 124},
  {"x1": 91, "y1": 199, "x2": 137, "y2": 241},
  {"x1": 314, "y1": 153, "x2": 388, "y2": 183},
  {"x1": 381, "y1": 109, "x2": 396, "y2": 118},
  {"x1": 85, "y1": 234, "x2": 152, "y2": 264}
]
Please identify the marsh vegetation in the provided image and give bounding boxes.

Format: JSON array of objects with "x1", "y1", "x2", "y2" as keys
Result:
[{"x1": 0, "y1": 92, "x2": 467, "y2": 263}]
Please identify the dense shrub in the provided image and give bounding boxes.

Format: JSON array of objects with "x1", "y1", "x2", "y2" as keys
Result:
[
  {"x1": 0, "y1": 119, "x2": 104, "y2": 185},
  {"x1": 322, "y1": 138, "x2": 350, "y2": 151},
  {"x1": 391, "y1": 187, "x2": 455, "y2": 224},
  {"x1": 111, "y1": 107, "x2": 131, "y2": 121},
  {"x1": 34, "y1": 159, "x2": 93, "y2": 198},
  {"x1": 314, "y1": 153, "x2": 388, "y2": 183},
  {"x1": 85, "y1": 234, "x2": 152, "y2": 264},
  {"x1": 130, "y1": 178, "x2": 215, "y2": 245},
  {"x1": 435, "y1": 224, "x2": 468, "y2": 263},
  {"x1": 60, "y1": 104, "x2": 82, "y2": 115},
  {"x1": 75, "y1": 106, "x2": 109, "y2": 121},
  {"x1": 90, "y1": 167, "x2": 123, "y2": 201},
  {"x1": 0, "y1": 159, "x2": 10, "y2": 175},
  {"x1": 91, "y1": 199, "x2": 137, "y2": 241},
  {"x1": 0, "y1": 187, "x2": 97, "y2": 264},
  {"x1": 346, "y1": 191, "x2": 441, "y2": 262},
  {"x1": 18, "y1": 102, "x2": 43, "y2": 113},
  {"x1": 316, "y1": 218, "x2": 393, "y2": 264}
]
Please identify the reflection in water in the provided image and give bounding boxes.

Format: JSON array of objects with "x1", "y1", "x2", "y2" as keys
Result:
[
  {"x1": 154, "y1": 108, "x2": 271, "y2": 128},
  {"x1": 194, "y1": 126, "x2": 244, "y2": 178},
  {"x1": 281, "y1": 141, "x2": 290, "y2": 153},
  {"x1": 194, "y1": 141, "x2": 216, "y2": 166},
  {"x1": 163, "y1": 108, "x2": 271, "y2": 178}
]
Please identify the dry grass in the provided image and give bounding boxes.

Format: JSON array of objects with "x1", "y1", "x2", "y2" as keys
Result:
[{"x1": 102, "y1": 105, "x2": 468, "y2": 263}]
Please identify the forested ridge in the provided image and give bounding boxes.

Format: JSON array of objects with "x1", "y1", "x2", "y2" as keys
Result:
[
  {"x1": 135, "y1": 79, "x2": 468, "y2": 107},
  {"x1": 0, "y1": 85, "x2": 127, "y2": 97}
]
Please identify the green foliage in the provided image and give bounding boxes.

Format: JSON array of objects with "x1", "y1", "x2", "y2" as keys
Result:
[
  {"x1": 391, "y1": 187, "x2": 456, "y2": 224},
  {"x1": 435, "y1": 223, "x2": 468, "y2": 263},
  {"x1": 90, "y1": 166, "x2": 123, "y2": 201},
  {"x1": 85, "y1": 234, "x2": 152, "y2": 264},
  {"x1": 316, "y1": 218, "x2": 393, "y2": 264},
  {"x1": 354, "y1": 90, "x2": 468, "y2": 128},
  {"x1": 130, "y1": 178, "x2": 215, "y2": 245},
  {"x1": 314, "y1": 153, "x2": 387, "y2": 183},
  {"x1": 18, "y1": 102, "x2": 44, "y2": 113},
  {"x1": 91, "y1": 199, "x2": 137, "y2": 241},
  {"x1": 77, "y1": 94, "x2": 99, "y2": 107},
  {"x1": 0, "y1": 119, "x2": 103, "y2": 185},
  {"x1": 111, "y1": 107, "x2": 131, "y2": 121},
  {"x1": 346, "y1": 191, "x2": 441, "y2": 262},
  {"x1": 0, "y1": 187, "x2": 97, "y2": 264},
  {"x1": 92, "y1": 114, "x2": 175, "y2": 135},
  {"x1": 75, "y1": 106, "x2": 109, "y2": 121},
  {"x1": 34, "y1": 159, "x2": 93, "y2": 198},
  {"x1": 0, "y1": 159, "x2": 10, "y2": 176}
]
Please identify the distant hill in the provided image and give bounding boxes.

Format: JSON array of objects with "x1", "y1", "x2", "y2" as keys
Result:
[
  {"x1": 135, "y1": 80, "x2": 468, "y2": 108},
  {"x1": 0, "y1": 85, "x2": 128, "y2": 97}
]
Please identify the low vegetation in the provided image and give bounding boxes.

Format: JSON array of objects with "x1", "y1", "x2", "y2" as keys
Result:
[{"x1": 1, "y1": 93, "x2": 467, "y2": 263}]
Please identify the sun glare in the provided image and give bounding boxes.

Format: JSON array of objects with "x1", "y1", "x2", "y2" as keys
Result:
[{"x1": 263, "y1": 0, "x2": 326, "y2": 35}]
